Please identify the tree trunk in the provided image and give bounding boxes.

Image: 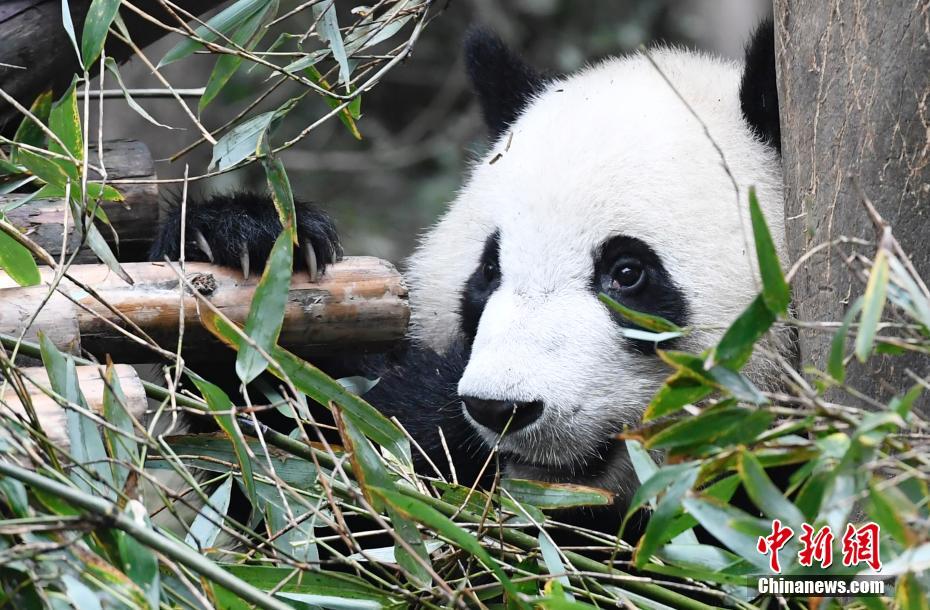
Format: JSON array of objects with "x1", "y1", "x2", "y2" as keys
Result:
[
  {"x1": 775, "y1": 2, "x2": 930, "y2": 406},
  {"x1": 0, "y1": 0, "x2": 214, "y2": 132}
]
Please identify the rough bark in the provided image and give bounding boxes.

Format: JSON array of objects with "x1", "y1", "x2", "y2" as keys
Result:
[
  {"x1": 4, "y1": 139, "x2": 159, "y2": 262},
  {"x1": 0, "y1": 0, "x2": 214, "y2": 132},
  {"x1": 0, "y1": 257, "x2": 410, "y2": 362},
  {"x1": 775, "y1": 2, "x2": 930, "y2": 406}
]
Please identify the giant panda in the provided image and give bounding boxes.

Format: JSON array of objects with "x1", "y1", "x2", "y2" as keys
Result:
[{"x1": 151, "y1": 21, "x2": 785, "y2": 530}]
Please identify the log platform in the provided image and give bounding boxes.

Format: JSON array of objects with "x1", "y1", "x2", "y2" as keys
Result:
[
  {"x1": 0, "y1": 257, "x2": 409, "y2": 362},
  {"x1": 4, "y1": 139, "x2": 159, "y2": 262}
]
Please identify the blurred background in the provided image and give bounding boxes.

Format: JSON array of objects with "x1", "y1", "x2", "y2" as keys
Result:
[{"x1": 98, "y1": 0, "x2": 771, "y2": 264}]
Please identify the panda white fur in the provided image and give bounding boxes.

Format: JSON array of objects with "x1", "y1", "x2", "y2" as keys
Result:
[{"x1": 152, "y1": 22, "x2": 785, "y2": 524}]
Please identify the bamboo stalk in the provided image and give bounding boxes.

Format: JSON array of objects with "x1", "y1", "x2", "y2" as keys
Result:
[{"x1": 0, "y1": 257, "x2": 409, "y2": 361}]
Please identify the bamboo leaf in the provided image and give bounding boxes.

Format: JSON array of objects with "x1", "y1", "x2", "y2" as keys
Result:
[
  {"x1": 11, "y1": 91, "x2": 53, "y2": 163},
  {"x1": 643, "y1": 369, "x2": 714, "y2": 421},
  {"x1": 371, "y1": 485, "x2": 529, "y2": 609},
  {"x1": 856, "y1": 249, "x2": 890, "y2": 362},
  {"x1": 737, "y1": 450, "x2": 804, "y2": 526},
  {"x1": 116, "y1": 501, "x2": 160, "y2": 610},
  {"x1": 598, "y1": 293, "x2": 682, "y2": 332},
  {"x1": 188, "y1": 375, "x2": 257, "y2": 509},
  {"x1": 681, "y1": 495, "x2": 771, "y2": 570},
  {"x1": 711, "y1": 294, "x2": 775, "y2": 370},
  {"x1": 828, "y1": 297, "x2": 863, "y2": 382},
  {"x1": 200, "y1": 313, "x2": 412, "y2": 466},
  {"x1": 199, "y1": 2, "x2": 272, "y2": 111},
  {"x1": 236, "y1": 230, "x2": 293, "y2": 384},
  {"x1": 48, "y1": 80, "x2": 83, "y2": 162},
  {"x1": 158, "y1": 0, "x2": 268, "y2": 67},
  {"x1": 185, "y1": 475, "x2": 233, "y2": 550},
  {"x1": 101, "y1": 360, "x2": 137, "y2": 491},
  {"x1": 502, "y1": 479, "x2": 613, "y2": 509},
  {"x1": 748, "y1": 187, "x2": 789, "y2": 315},
  {"x1": 38, "y1": 333, "x2": 114, "y2": 499},
  {"x1": 313, "y1": 0, "x2": 351, "y2": 86},
  {"x1": 81, "y1": 0, "x2": 121, "y2": 66},
  {"x1": 634, "y1": 466, "x2": 699, "y2": 568},
  {"x1": 0, "y1": 228, "x2": 40, "y2": 286}
]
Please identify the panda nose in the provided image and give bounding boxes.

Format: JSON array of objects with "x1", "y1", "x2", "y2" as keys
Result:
[{"x1": 461, "y1": 396, "x2": 544, "y2": 434}]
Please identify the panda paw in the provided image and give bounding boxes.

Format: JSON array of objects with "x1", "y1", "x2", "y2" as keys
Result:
[{"x1": 150, "y1": 191, "x2": 343, "y2": 281}]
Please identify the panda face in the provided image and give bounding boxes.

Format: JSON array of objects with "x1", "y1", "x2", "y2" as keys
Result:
[{"x1": 405, "y1": 31, "x2": 785, "y2": 487}]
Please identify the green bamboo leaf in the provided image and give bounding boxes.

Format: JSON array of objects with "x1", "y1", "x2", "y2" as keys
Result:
[
  {"x1": 538, "y1": 533, "x2": 573, "y2": 599},
  {"x1": 185, "y1": 475, "x2": 233, "y2": 550},
  {"x1": 17, "y1": 150, "x2": 76, "y2": 187},
  {"x1": 81, "y1": 0, "x2": 121, "y2": 66},
  {"x1": 622, "y1": 462, "x2": 696, "y2": 534},
  {"x1": 236, "y1": 230, "x2": 293, "y2": 383},
  {"x1": 48, "y1": 80, "x2": 83, "y2": 162},
  {"x1": 188, "y1": 375, "x2": 257, "y2": 509},
  {"x1": 11, "y1": 91, "x2": 53, "y2": 163},
  {"x1": 737, "y1": 450, "x2": 804, "y2": 526},
  {"x1": 749, "y1": 187, "x2": 789, "y2": 315},
  {"x1": 828, "y1": 297, "x2": 863, "y2": 382},
  {"x1": 38, "y1": 332, "x2": 114, "y2": 499},
  {"x1": 502, "y1": 479, "x2": 613, "y2": 509},
  {"x1": 158, "y1": 0, "x2": 268, "y2": 67},
  {"x1": 312, "y1": 0, "x2": 351, "y2": 86},
  {"x1": 337, "y1": 412, "x2": 431, "y2": 586},
  {"x1": 218, "y1": 565, "x2": 394, "y2": 605},
  {"x1": 60, "y1": 0, "x2": 83, "y2": 65},
  {"x1": 72, "y1": 209, "x2": 132, "y2": 284},
  {"x1": 304, "y1": 65, "x2": 362, "y2": 139},
  {"x1": 634, "y1": 466, "x2": 699, "y2": 568},
  {"x1": 61, "y1": 575, "x2": 102, "y2": 610},
  {"x1": 0, "y1": 228, "x2": 40, "y2": 286},
  {"x1": 867, "y1": 481, "x2": 911, "y2": 546},
  {"x1": 681, "y1": 495, "x2": 771, "y2": 570},
  {"x1": 101, "y1": 361, "x2": 137, "y2": 490},
  {"x1": 895, "y1": 573, "x2": 930, "y2": 610},
  {"x1": 116, "y1": 502, "x2": 160, "y2": 610},
  {"x1": 199, "y1": 2, "x2": 272, "y2": 111},
  {"x1": 200, "y1": 312, "x2": 412, "y2": 466},
  {"x1": 598, "y1": 293, "x2": 682, "y2": 332},
  {"x1": 104, "y1": 58, "x2": 177, "y2": 129},
  {"x1": 645, "y1": 406, "x2": 753, "y2": 450},
  {"x1": 642, "y1": 369, "x2": 714, "y2": 421},
  {"x1": 260, "y1": 133, "x2": 297, "y2": 236},
  {"x1": 148, "y1": 433, "x2": 318, "y2": 489},
  {"x1": 711, "y1": 294, "x2": 776, "y2": 370},
  {"x1": 371, "y1": 485, "x2": 529, "y2": 609},
  {"x1": 856, "y1": 249, "x2": 890, "y2": 362}
]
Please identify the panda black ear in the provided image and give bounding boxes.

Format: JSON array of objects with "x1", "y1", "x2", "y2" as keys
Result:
[
  {"x1": 739, "y1": 19, "x2": 781, "y2": 152},
  {"x1": 464, "y1": 27, "x2": 548, "y2": 139}
]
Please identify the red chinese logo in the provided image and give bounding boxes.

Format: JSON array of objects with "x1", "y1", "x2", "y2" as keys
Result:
[
  {"x1": 757, "y1": 521, "x2": 882, "y2": 573},
  {"x1": 798, "y1": 524, "x2": 834, "y2": 568},
  {"x1": 757, "y1": 519, "x2": 794, "y2": 573},
  {"x1": 842, "y1": 522, "x2": 881, "y2": 570}
]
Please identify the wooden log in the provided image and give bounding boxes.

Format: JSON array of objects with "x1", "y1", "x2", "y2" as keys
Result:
[
  {"x1": 4, "y1": 139, "x2": 159, "y2": 262},
  {"x1": 0, "y1": 364, "x2": 147, "y2": 452},
  {"x1": 0, "y1": 257, "x2": 409, "y2": 361}
]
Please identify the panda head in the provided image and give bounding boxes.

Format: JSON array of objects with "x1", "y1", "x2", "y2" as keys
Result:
[{"x1": 406, "y1": 24, "x2": 784, "y2": 487}]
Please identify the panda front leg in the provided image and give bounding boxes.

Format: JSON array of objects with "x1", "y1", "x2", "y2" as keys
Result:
[{"x1": 149, "y1": 191, "x2": 342, "y2": 281}]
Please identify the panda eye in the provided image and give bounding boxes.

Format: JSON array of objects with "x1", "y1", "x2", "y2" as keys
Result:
[
  {"x1": 482, "y1": 260, "x2": 499, "y2": 283},
  {"x1": 609, "y1": 257, "x2": 646, "y2": 294}
]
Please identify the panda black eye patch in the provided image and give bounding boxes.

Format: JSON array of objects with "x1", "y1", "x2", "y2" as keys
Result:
[
  {"x1": 459, "y1": 230, "x2": 502, "y2": 343},
  {"x1": 592, "y1": 235, "x2": 690, "y2": 354}
]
